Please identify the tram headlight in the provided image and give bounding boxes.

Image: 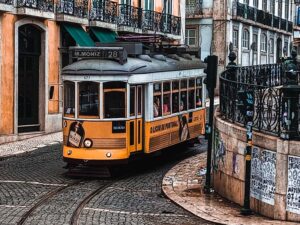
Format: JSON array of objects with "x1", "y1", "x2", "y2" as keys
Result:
[
  {"x1": 67, "y1": 150, "x2": 72, "y2": 155},
  {"x1": 84, "y1": 138, "x2": 93, "y2": 148}
]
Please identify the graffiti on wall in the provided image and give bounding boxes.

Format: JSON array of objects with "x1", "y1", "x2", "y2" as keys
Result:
[
  {"x1": 213, "y1": 130, "x2": 226, "y2": 170},
  {"x1": 287, "y1": 156, "x2": 300, "y2": 214},
  {"x1": 250, "y1": 147, "x2": 276, "y2": 205}
]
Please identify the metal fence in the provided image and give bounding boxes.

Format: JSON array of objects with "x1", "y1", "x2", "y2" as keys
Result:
[{"x1": 220, "y1": 57, "x2": 300, "y2": 140}]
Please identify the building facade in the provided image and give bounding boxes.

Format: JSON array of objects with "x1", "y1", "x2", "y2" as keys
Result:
[
  {"x1": 185, "y1": 0, "x2": 295, "y2": 69},
  {"x1": 0, "y1": 0, "x2": 183, "y2": 144}
]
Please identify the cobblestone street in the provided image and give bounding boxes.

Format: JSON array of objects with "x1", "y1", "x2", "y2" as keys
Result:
[{"x1": 0, "y1": 141, "x2": 214, "y2": 225}]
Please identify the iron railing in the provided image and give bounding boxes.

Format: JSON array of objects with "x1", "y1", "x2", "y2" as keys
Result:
[
  {"x1": 142, "y1": 10, "x2": 181, "y2": 35},
  {"x1": 220, "y1": 62, "x2": 300, "y2": 140},
  {"x1": 118, "y1": 4, "x2": 142, "y2": 28},
  {"x1": 17, "y1": 0, "x2": 54, "y2": 11},
  {"x1": 186, "y1": 3, "x2": 202, "y2": 17},
  {"x1": 0, "y1": 0, "x2": 13, "y2": 4},
  {"x1": 90, "y1": 0, "x2": 117, "y2": 24},
  {"x1": 56, "y1": 0, "x2": 89, "y2": 18},
  {"x1": 234, "y1": 2, "x2": 293, "y2": 33}
]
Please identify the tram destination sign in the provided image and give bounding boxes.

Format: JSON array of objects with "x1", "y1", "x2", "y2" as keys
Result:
[{"x1": 70, "y1": 47, "x2": 127, "y2": 64}]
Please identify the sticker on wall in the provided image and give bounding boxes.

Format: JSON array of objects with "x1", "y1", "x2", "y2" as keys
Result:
[
  {"x1": 212, "y1": 129, "x2": 226, "y2": 170},
  {"x1": 287, "y1": 156, "x2": 300, "y2": 214},
  {"x1": 250, "y1": 148, "x2": 276, "y2": 205}
]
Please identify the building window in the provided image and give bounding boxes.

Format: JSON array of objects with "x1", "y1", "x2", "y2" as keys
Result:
[
  {"x1": 242, "y1": 29, "x2": 250, "y2": 49},
  {"x1": 285, "y1": 0, "x2": 289, "y2": 20},
  {"x1": 253, "y1": 33, "x2": 258, "y2": 51},
  {"x1": 185, "y1": 29, "x2": 197, "y2": 47},
  {"x1": 269, "y1": 38, "x2": 274, "y2": 54},
  {"x1": 253, "y1": 0, "x2": 258, "y2": 8},
  {"x1": 270, "y1": 2, "x2": 275, "y2": 14},
  {"x1": 243, "y1": 0, "x2": 249, "y2": 5},
  {"x1": 233, "y1": 29, "x2": 239, "y2": 48},
  {"x1": 278, "y1": 0, "x2": 282, "y2": 17},
  {"x1": 260, "y1": 33, "x2": 267, "y2": 52},
  {"x1": 262, "y1": 0, "x2": 267, "y2": 11}
]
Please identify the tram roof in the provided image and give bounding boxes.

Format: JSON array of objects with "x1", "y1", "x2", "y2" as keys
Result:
[{"x1": 61, "y1": 55, "x2": 206, "y2": 76}]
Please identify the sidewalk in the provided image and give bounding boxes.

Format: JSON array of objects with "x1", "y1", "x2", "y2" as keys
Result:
[
  {"x1": 162, "y1": 151, "x2": 298, "y2": 225},
  {"x1": 0, "y1": 132, "x2": 62, "y2": 158}
]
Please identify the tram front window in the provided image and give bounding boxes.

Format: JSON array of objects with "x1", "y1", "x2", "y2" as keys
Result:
[
  {"x1": 64, "y1": 81, "x2": 75, "y2": 116},
  {"x1": 104, "y1": 82, "x2": 126, "y2": 118},
  {"x1": 79, "y1": 82, "x2": 99, "y2": 116}
]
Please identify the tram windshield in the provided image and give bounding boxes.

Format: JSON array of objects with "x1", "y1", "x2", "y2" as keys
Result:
[
  {"x1": 104, "y1": 82, "x2": 126, "y2": 118},
  {"x1": 79, "y1": 82, "x2": 99, "y2": 116},
  {"x1": 64, "y1": 81, "x2": 75, "y2": 116}
]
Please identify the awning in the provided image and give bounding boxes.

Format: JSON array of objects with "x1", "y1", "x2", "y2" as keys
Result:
[
  {"x1": 62, "y1": 23, "x2": 94, "y2": 47},
  {"x1": 90, "y1": 27, "x2": 117, "y2": 43}
]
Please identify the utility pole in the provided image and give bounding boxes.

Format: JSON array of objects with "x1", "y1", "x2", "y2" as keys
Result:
[{"x1": 203, "y1": 55, "x2": 218, "y2": 193}]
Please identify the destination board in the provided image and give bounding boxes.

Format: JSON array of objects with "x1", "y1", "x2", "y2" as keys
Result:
[{"x1": 70, "y1": 47, "x2": 127, "y2": 64}]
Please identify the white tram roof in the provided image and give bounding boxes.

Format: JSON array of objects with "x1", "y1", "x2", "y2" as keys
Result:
[{"x1": 62, "y1": 55, "x2": 206, "y2": 84}]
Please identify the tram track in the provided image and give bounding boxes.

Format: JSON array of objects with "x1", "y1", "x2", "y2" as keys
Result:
[
  {"x1": 17, "y1": 180, "x2": 83, "y2": 225},
  {"x1": 70, "y1": 181, "x2": 115, "y2": 225}
]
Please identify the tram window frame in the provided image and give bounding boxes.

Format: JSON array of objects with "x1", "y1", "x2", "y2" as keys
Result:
[
  {"x1": 180, "y1": 79, "x2": 188, "y2": 111},
  {"x1": 103, "y1": 82, "x2": 127, "y2": 119},
  {"x1": 162, "y1": 82, "x2": 171, "y2": 116},
  {"x1": 188, "y1": 78, "x2": 196, "y2": 110},
  {"x1": 63, "y1": 81, "x2": 75, "y2": 117},
  {"x1": 130, "y1": 86, "x2": 136, "y2": 117},
  {"x1": 137, "y1": 86, "x2": 142, "y2": 116},
  {"x1": 78, "y1": 81, "x2": 100, "y2": 118},
  {"x1": 172, "y1": 80, "x2": 179, "y2": 114},
  {"x1": 196, "y1": 77, "x2": 203, "y2": 108},
  {"x1": 153, "y1": 83, "x2": 162, "y2": 118}
]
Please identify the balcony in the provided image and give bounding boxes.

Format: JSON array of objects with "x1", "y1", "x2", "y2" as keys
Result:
[
  {"x1": 16, "y1": 0, "x2": 54, "y2": 19},
  {"x1": 56, "y1": 0, "x2": 89, "y2": 25},
  {"x1": 90, "y1": 0, "x2": 118, "y2": 30},
  {"x1": 185, "y1": 3, "x2": 202, "y2": 18},
  {"x1": 234, "y1": 2, "x2": 293, "y2": 33},
  {"x1": 118, "y1": 4, "x2": 142, "y2": 33},
  {"x1": 0, "y1": 0, "x2": 13, "y2": 12},
  {"x1": 142, "y1": 10, "x2": 181, "y2": 37}
]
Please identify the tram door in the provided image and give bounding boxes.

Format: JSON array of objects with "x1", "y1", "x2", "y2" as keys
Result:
[{"x1": 129, "y1": 85, "x2": 143, "y2": 152}]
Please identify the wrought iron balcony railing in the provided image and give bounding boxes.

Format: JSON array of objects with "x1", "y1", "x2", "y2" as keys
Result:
[
  {"x1": 143, "y1": 10, "x2": 181, "y2": 35},
  {"x1": 118, "y1": 4, "x2": 142, "y2": 29},
  {"x1": 17, "y1": 0, "x2": 54, "y2": 12},
  {"x1": 235, "y1": 2, "x2": 293, "y2": 33},
  {"x1": 186, "y1": 3, "x2": 202, "y2": 17},
  {"x1": 90, "y1": 0, "x2": 117, "y2": 24},
  {"x1": 0, "y1": 0, "x2": 13, "y2": 5},
  {"x1": 56, "y1": 0, "x2": 89, "y2": 18}
]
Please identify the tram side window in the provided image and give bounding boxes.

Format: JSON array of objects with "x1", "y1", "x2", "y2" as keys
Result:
[
  {"x1": 196, "y1": 78, "x2": 203, "y2": 107},
  {"x1": 104, "y1": 82, "x2": 126, "y2": 118},
  {"x1": 64, "y1": 81, "x2": 75, "y2": 116},
  {"x1": 79, "y1": 82, "x2": 99, "y2": 116},
  {"x1": 153, "y1": 83, "x2": 162, "y2": 117},
  {"x1": 163, "y1": 82, "x2": 171, "y2": 115},
  {"x1": 188, "y1": 78, "x2": 195, "y2": 110},
  {"x1": 172, "y1": 80, "x2": 179, "y2": 113},
  {"x1": 180, "y1": 80, "x2": 187, "y2": 111}
]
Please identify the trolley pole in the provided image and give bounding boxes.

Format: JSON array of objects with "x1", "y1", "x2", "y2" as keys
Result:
[{"x1": 203, "y1": 55, "x2": 218, "y2": 193}]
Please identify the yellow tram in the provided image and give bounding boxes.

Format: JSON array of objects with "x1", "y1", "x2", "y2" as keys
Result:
[{"x1": 62, "y1": 46, "x2": 206, "y2": 165}]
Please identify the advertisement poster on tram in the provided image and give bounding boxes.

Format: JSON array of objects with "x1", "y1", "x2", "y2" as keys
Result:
[
  {"x1": 287, "y1": 156, "x2": 300, "y2": 214},
  {"x1": 251, "y1": 147, "x2": 276, "y2": 205}
]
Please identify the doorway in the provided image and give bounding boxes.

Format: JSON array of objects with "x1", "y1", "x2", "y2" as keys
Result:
[{"x1": 18, "y1": 25, "x2": 41, "y2": 133}]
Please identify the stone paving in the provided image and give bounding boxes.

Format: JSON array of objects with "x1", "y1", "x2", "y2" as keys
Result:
[
  {"x1": 0, "y1": 134, "x2": 213, "y2": 225},
  {"x1": 0, "y1": 132, "x2": 63, "y2": 158},
  {"x1": 162, "y1": 152, "x2": 299, "y2": 225}
]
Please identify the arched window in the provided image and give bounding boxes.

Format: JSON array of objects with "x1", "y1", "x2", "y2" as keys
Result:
[
  {"x1": 242, "y1": 29, "x2": 250, "y2": 49},
  {"x1": 260, "y1": 33, "x2": 267, "y2": 52}
]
